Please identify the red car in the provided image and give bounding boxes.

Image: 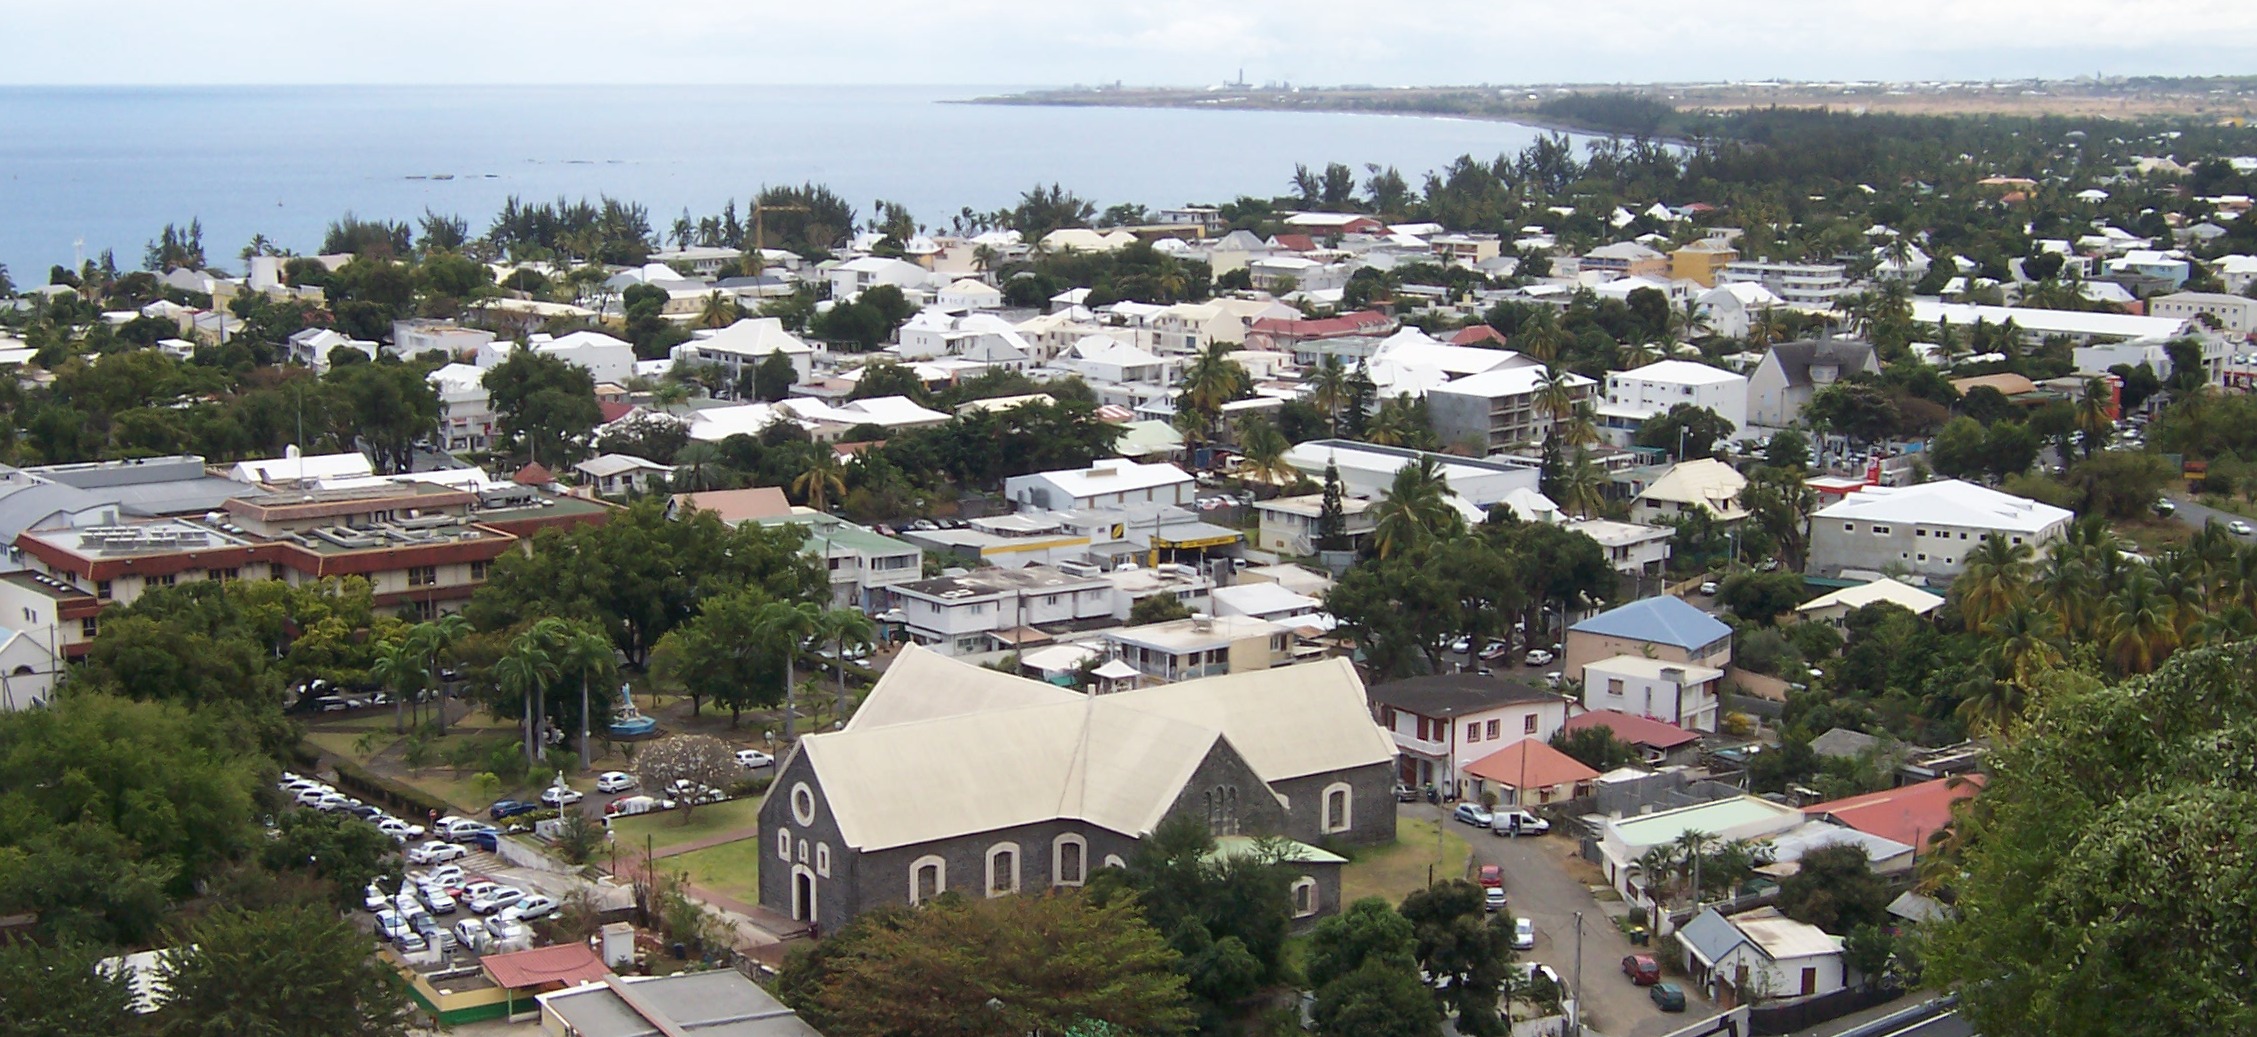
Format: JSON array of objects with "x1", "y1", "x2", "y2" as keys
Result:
[
  {"x1": 1622, "y1": 954, "x2": 1661, "y2": 986},
  {"x1": 1477, "y1": 864, "x2": 1504, "y2": 889}
]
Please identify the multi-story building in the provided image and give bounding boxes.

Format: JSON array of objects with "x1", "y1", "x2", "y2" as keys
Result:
[
  {"x1": 426, "y1": 363, "x2": 497, "y2": 451},
  {"x1": 1281, "y1": 440, "x2": 1546, "y2": 511},
  {"x1": 1581, "y1": 655, "x2": 1724, "y2": 733},
  {"x1": 1670, "y1": 239, "x2": 1740, "y2": 287},
  {"x1": 1253, "y1": 493, "x2": 1377, "y2": 556},
  {"x1": 2148, "y1": 291, "x2": 2257, "y2": 335},
  {"x1": 1563, "y1": 596, "x2": 1733, "y2": 684},
  {"x1": 755, "y1": 511, "x2": 925, "y2": 613},
  {"x1": 392, "y1": 319, "x2": 496, "y2": 358},
  {"x1": 1598, "y1": 360, "x2": 1750, "y2": 448},
  {"x1": 1423, "y1": 365, "x2": 1598, "y2": 453},
  {"x1": 672, "y1": 318, "x2": 817, "y2": 386},
  {"x1": 1367, "y1": 673, "x2": 1575, "y2": 796},
  {"x1": 1718, "y1": 260, "x2": 1850, "y2": 307},
  {"x1": 1581, "y1": 242, "x2": 1670, "y2": 279},
  {"x1": 1746, "y1": 339, "x2": 1882, "y2": 428},
  {"x1": 892, "y1": 565, "x2": 1114, "y2": 656},
  {"x1": 1562, "y1": 518, "x2": 1673, "y2": 575},
  {"x1": 1807, "y1": 480, "x2": 2073, "y2": 581},
  {"x1": 1104, "y1": 613, "x2": 1292, "y2": 683},
  {"x1": 1004, "y1": 459, "x2": 1196, "y2": 512}
]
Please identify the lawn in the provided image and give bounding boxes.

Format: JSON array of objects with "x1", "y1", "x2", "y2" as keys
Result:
[
  {"x1": 665, "y1": 837, "x2": 764, "y2": 905},
  {"x1": 1340, "y1": 817, "x2": 1473, "y2": 907},
  {"x1": 611, "y1": 798, "x2": 764, "y2": 853},
  {"x1": 2114, "y1": 515, "x2": 2194, "y2": 556}
]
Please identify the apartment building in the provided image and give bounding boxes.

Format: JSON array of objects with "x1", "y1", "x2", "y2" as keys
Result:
[
  {"x1": 1582, "y1": 242, "x2": 1670, "y2": 279},
  {"x1": 1254, "y1": 493, "x2": 1377, "y2": 556},
  {"x1": 1581, "y1": 655, "x2": 1724, "y2": 733},
  {"x1": 755, "y1": 511, "x2": 925, "y2": 613},
  {"x1": 1424, "y1": 366, "x2": 1598, "y2": 453},
  {"x1": 893, "y1": 565, "x2": 1114, "y2": 656},
  {"x1": 2148, "y1": 291, "x2": 2257, "y2": 335},
  {"x1": 1807, "y1": 480, "x2": 2073, "y2": 581},
  {"x1": 1718, "y1": 261, "x2": 1850, "y2": 307},
  {"x1": 1598, "y1": 360, "x2": 1750, "y2": 448},
  {"x1": 1104, "y1": 613, "x2": 1291, "y2": 683},
  {"x1": 1368, "y1": 673, "x2": 1574, "y2": 795},
  {"x1": 1670, "y1": 239, "x2": 1740, "y2": 287}
]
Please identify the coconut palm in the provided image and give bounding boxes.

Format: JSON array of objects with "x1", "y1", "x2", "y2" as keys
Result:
[
  {"x1": 1308, "y1": 355, "x2": 1351, "y2": 435},
  {"x1": 815, "y1": 608, "x2": 878, "y2": 723},
  {"x1": 1983, "y1": 603, "x2": 2064, "y2": 690},
  {"x1": 1672, "y1": 829, "x2": 1716, "y2": 903},
  {"x1": 495, "y1": 626, "x2": 562, "y2": 766},
  {"x1": 792, "y1": 451, "x2": 848, "y2": 513},
  {"x1": 1177, "y1": 342, "x2": 1250, "y2": 439},
  {"x1": 672, "y1": 441, "x2": 739, "y2": 492},
  {"x1": 2102, "y1": 569, "x2": 2178, "y2": 675},
  {"x1": 1954, "y1": 673, "x2": 2028, "y2": 739},
  {"x1": 370, "y1": 635, "x2": 427, "y2": 735},
  {"x1": 550, "y1": 621, "x2": 618, "y2": 769},
  {"x1": 1236, "y1": 416, "x2": 1295, "y2": 488},
  {"x1": 2189, "y1": 603, "x2": 2257, "y2": 648},
  {"x1": 1954, "y1": 536, "x2": 2034, "y2": 632},
  {"x1": 1748, "y1": 307, "x2": 1786, "y2": 351},
  {"x1": 1670, "y1": 298, "x2": 1712, "y2": 343},
  {"x1": 1368, "y1": 457, "x2": 1461, "y2": 558},
  {"x1": 2073, "y1": 378, "x2": 2114, "y2": 457},
  {"x1": 1636, "y1": 845, "x2": 1679, "y2": 910},
  {"x1": 2031, "y1": 551, "x2": 2097, "y2": 640},
  {"x1": 1362, "y1": 396, "x2": 1423, "y2": 448},
  {"x1": 1533, "y1": 368, "x2": 1579, "y2": 428},
  {"x1": 755, "y1": 600, "x2": 823, "y2": 740},
  {"x1": 1558, "y1": 452, "x2": 1607, "y2": 519},
  {"x1": 1516, "y1": 309, "x2": 1565, "y2": 364},
  {"x1": 409, "y1": 613, "x2": 469, "y2": 732},
  {"x1": 695, "y1": 292, "x2": 740, "y2": 329}
]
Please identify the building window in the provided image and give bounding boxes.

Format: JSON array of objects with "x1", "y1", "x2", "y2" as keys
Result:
[
  {"x1": 790, "y1": 783, "x2": 817, "y2": 826},
  {"x1": 1524, "y1": 715, "x2": 1539, "y2": 735},
  {"x1": 407, "y1": 566, "x2": 438, "y2": 587},
  {"x1": 269, "y1": 563, "x2": 289, "y2": 581},
  {"x1": 910, "y1": 855, "x2": 946, "y2": 904},
  {"x1": 1872, "y1": 525, "x2": 1890, "y2": 536},
  {"x1": 797, "y1": 839, "x2": 808, "y2": 863},
  {"x1": 1291, "y1": 877, "x2": 1319, "y2": 918},
  {"x1": 986, "y1": 843, "x2": 1020, "y2": 896},
  {"x1": 1486, "y1": 719, "x2": 1500, "y2": 739},
  {"x1": 152, "y1": 573, "x2": 176, "y2": 587},
  {"x1": 776, "y1": 829, "x2": 792, "y2": 861},
  {"x1": 815, "y1": 842, "x2": 831, "y2": 878},
  {"x1": 1843, "y1": 523, "x2": 1855, "y2": 532},
  {"x1": 1102, "y1": 854, "x2": 1126, "y2": 870},
  {"x1": 1467, "y1": 724, "x2": 1481, "y2": 743},
  {"x1": 1054, "y1": 835, "x2": 1087, "y2": 886},
  {"x1": 1607, "y1": 678, "x2": 1625, "y2": 695},
  {"x1": 95, "y1": 580, "x2": 112, "y2": 601},
  {"x1": 1322, "y1": 783, "x2": 1353, "y2": 834},
  {"x1": 470, "y1": 560, "x2": 490, "y2": 581},
  {"x1": 81, "y1": 617, "x2": 99, "y2": 639},
  {"x1": 210, "y1": 567, "x2": 238, "y2": 582}
]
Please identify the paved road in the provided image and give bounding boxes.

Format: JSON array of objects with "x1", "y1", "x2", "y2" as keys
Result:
[
  {"x1": 1413, "y1": 802, "x2": 1715, "y2": 1037},
  {"x1": 2164, "y1": 494, "x2": 2254, "y2": 538}
]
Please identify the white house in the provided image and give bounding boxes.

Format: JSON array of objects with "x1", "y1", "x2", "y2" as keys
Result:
[
  {"x1": 286, "y1": 328, "x2": 378, "y2": 372},
  {"x1": 1209, "y1": 581, "x2": 1324, "y2": 625},
  {"x1": 1696, "y1": 282, "x2": 1783, "y2": 339},
  {"x1": 1281, "y1": 440, "x2": 1543, "y2": 510},
  {"x1": 1599, "y1": 360, "x2": 1749, "y2": 448},
  {"x1": 827, "y1": 256, "x2": 929, "y2": 300},
  {"x1": 1563, "y1": 518, "x2": 1673, "y2": 575},
  {"x1": 1632, "y1": 458, "x2": 1750, "y2": 525},
  {"x1": 2148, "y1": 291, "x2": 2257, "y2": 335},
  {"x1": 426, "y1": 363, "x2": 497, "y2": 451},
  {"x1": 676, "y1": 318, "x2": 817, "y2": 385},
  {"x1": 1581, "y1": 655, "x2": 1723, "y2": 733},
  {"x1": 892, "y1": 565, "x2": 1116, "y2": 656},
  {"x1": 1678, "y1": 907, "x2": 1846, "y2": 1005},
  {"x1": 1056, "y1": 336, "x2": 1173, "y2": 386},
  {"x1": 937, "y1": 278, "x2": 1005, "y2": 311},
  {"x1": 392, "y1": 319, "x2": 496, "y2": 358},
  {"x1": 1596, "y1": 796, "x2": 1806, "y2": 901},
  {"x1": 0, "y1": 624, "x2": 58, "y2": 711},
  {"x1": 573, "y1": 453, "x2": 674, "y2": 496},
  {"x1": 1004, "y1": 459, "x2": 1196, "y2": 512},
  {"x1": 1808, "y1": 480, "x2": 2073, "y2": 581},
  {"x1": 1794, "y1": 576, "x2": 1946, "y2": 627},
  {"x1": 531, "y1": 330, "x2": 638, "y2": 385}
]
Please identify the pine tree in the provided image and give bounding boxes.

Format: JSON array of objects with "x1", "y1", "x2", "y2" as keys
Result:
[{"x1": 1318, "y1": 460, "x2": 1348, "y2": 552}]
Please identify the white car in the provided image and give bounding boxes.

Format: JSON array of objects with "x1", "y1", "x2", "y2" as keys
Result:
[
  {"x1": 1513, "y1": 916, "x2": 1536, "y2": 950},
  {"x1": 453, "y1": 918, "x2": 492, "y2": 952},
  {"x1": 539, "y1": 785, "x2": 583, "y2": 807},
  {"x1": 482, "y1": 915, "x2": 533, "y2": 948},
  {"x1": 417, "y1": 883, "x2": 458, "y2": 915},
  {"x1": 2234, "y1": 520, "x2": 2254, "y2": 537},
  {"x1": 471, "y1": 886, "x2": 525, "y2": 915},
  {"x1": 363, "y1": 882, "x2": 391, "y2": 914},
  {"x1": 313, "y1": 792, "x2": 352, "y2": 812},
  {"x1": 294, "y1": 786, "x2": 334, "y2": 807},
  {"x1": 407, "y1": 841, "x2": 467, "y2": 865},
  {"x1": 736, "y1": 749, "x2": 773, "y2": 770},
  {"x1": 502, "y1": 893, "x2": 559, "y2": 921},
  {"x1": 374, "y1": 909, "x2": 409, "y2": 940},
  {"x1": 417, "y1": 864, "x2": 467, "y2": 889},
  {"x1": 375, "y1": 817, "x2": 425, "y2": 842},
  {"x1": 1524, "y1": 649, "x2": 1555, "y2": 667},
  {"x1": 595, "y1": 771, "x2": 636, "y2": 793}
]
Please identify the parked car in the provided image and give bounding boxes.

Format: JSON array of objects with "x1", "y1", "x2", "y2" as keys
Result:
[
  {"x1": 1391, "y1": 783, "x2": 1420, "y2": 803},
  {"x1": 538, "y1": 785, "x2": 583, "y2": 807},
  {"x1": 502, "y1": 894, "x2": 558, "y2": 922},
  {"x1": 1448, "y1": 636, "x2": 1472, "y2": 655},
  {"x1": 1698, "y1": 580, "x2": 1719, "y2": 596},
  {"x1": 736, "y1": 748, "x2": 774, "y2": 770},
  {"x1": 394, "y1": 928, "x2": 428, "y2": 954},
  {"x1": 595, "y1": 771, "x2": 636, "y2": 793},
  {"x1": 1490, "y1": 809, "x2": 1550, "y2": 836},
  {"x1": 453, "y1": 918, "x2": 492, "y2": 953},
  {"x1": 374, "y1": 909, "x2": 410, "y2": 941},
  {"x1": 417, "y1": 864, "x2": 467, "y2": 889},
  {"x1": 459, "y1": 881, "x2": 501, "y2": 906},
  {"x1": 1477, "y1": 864, "x2": 1504, "y2": 889},
  {"x1": 604, "y1": 795, "x2": 674, "y2": 818},
  {"x1": 470, "y1": 886, "x2": 525, "y2": 915},
  {"x1": 407, "y1": 841, "x2": 466, "y2": 865},
  {"x1": 1622, "y1": 954, "x2": 1661, "y2": 985},
  {"x1": 2153, "y1": 498, "x2": 2177, "y2": 516},
  {"x1": 417, "y1": 883, "x2": 457, "y2": 915},
  {"x1": 445, "y1": 822, "x2": 499, "y2": 844},
  {"x1": 1650, "y1": 982, "x2": 1687, "y2": 1012},
  {"x1": 489, "y1": 799, "x2": 541, "y2": 821},
  {"x1": 1512, "y1": 917, "x2": 1536, "y2": 950},
  {"x1": 1479, "y1": 641, "x2": 1511, "y2": 661},
  {"x1": 1451, "y1": 803, "x2": 1493, "y2": 827},
  {"x1": 1524, "y1": 649, "x2": 1555, "y2": 667},
  {"x1": 1484, "y1": 886, "x2": 1507, "y2": 913},
  {"x1": 483, "y1": 915, "x2": 533, "y2": 948},
  {"x1": 466, "y1": 829, "x2": 500, "y2": 853},
  {"x1": 375, "y1": 817, "x2": 424, "y2": 842},
  {"x1": 363, "y1": 882, "x2": 390, "y2": 914}
]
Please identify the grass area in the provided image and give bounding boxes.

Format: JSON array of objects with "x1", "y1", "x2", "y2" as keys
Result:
[
  {"x1": 2115, "y1": 515, "x2": 2194, "y2": 556},
  {"x1": 1341, "y1": 817, "x2": 1472, "y2": 907},
  {"x1": 305, "y1": 730, "x2": 380, "y2": 763},
  {"x1": 611, "y1": 798, "x2": 764, "y2": 853},
  {"x1": 666, "y1": 837, "x2": 764, "y2": 905}
]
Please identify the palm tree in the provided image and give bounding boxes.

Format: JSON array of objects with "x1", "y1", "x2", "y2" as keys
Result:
[
  {"x1": 1954, "y1": 536, "x2": 2034, "y2": 632},
  {"x1": 2102, "y1": 569, "x2": 2178, "y2": 675},
  {"x1": 370, "y1": 635, "x2": 427, "y2": 736},
  {"x1": 1672, "y1": 829, "x2": 1716, "y2": 904},
  {"x1": 1308, "y1": 355, "x2": 1351, "y2": 435},
  {"x1": 792, "y1": 451, "x2": 847, "y2": 513},
  {"x1": 1558, "y1": 451, "x2": 1607, "y2": 518},
  {"x1": 2073, "y1": 378, "x2": 2114, "y2": 457},
  {"x1": 1983, "y1": 603, "x2": 2063, "y2": 691},
  {"x1": 1636, "y1": 845, "x2": 1679, "y2": 913},
  {"x1": 550, "y1": 622, "x2": 617, "y2": 769},
  {"x1": 2190, "y1": 603, "x2": 2257, "y2": 647},
  {"x1": 1670, "y1": 297, "x2": 1712, "y2": 343},
  {"x1": 1516, "y1": 310, "x2": 1565, "y2": 364},
  {"x1": 1954, "y1": 674, "x2": 2027, "y2": 739},
  {"x1": 410, "y1": 613, "x2": 469, "y2": 732},
  {"x1": 1533, "y1": 368, "x2": 1579, "y2": 428},
  {"x1": 1236, "y1": 416, "x2": 1294, "y2": 488},
  {"x1": 1178, "y1": 342, "x2": 1249, "y2": 441},
  {"x1": 1748, "y1": 307, "x2": 1786, "y2": 351},
  {"x1": 495, "y1": 627, "x2": 561, "y2": 766},
  {"x1": 695, "y1": 292, "x2": 740, "y2": 330},
  {"x1": 814, "y1": 608, "x2": 878, "y2": 723},
  {"x1": 1362, "y1": 396, "x2": 1421, "y2": 448},
  {"x1": 1368, "y1": 457, "x2": 1460, "y2": 558},
  {"x1": 671, "y1": 441, "x2": 738, "y2": 493},
  {"x1": 755, "y1": 601, "x2": 823, "y2": 740},
  {"x1": 2031, "y1": 552, "x2": 2097, "y2": 641}
]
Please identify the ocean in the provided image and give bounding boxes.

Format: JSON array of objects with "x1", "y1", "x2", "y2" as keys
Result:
[{"x1": 0, "y1": 85, "x2": 1576, "y2": 277}]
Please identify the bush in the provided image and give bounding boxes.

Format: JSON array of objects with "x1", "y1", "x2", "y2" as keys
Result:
[{"x1": 1720, "y1": 712, "x2": 1758, "y2": 738}]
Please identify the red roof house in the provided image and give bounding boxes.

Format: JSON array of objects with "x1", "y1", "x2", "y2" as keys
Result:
[
  {"x1": 512, "y1": 462, "x2": 556, "y2": 486},
  {"x1": 1803, "y1": 774, "x2": 1985, "y2": 848},
  {"x1": 1463, "y1": 738, "x2": 1601, "y2": 806},
  {"x1": 1450, "y1": 325, "x2": 1509, "y2": 347},
  {"x1": 1563, "y1": 709, "x2": 1703, "y2": 764}
]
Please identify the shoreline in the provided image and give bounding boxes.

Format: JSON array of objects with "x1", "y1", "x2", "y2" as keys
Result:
[{"x1": 950, "y1": 93, "x2": 1673, "y2": 144}]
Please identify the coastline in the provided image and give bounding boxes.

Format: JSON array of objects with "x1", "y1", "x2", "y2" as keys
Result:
[{"x1": 950, "y1": 91, "x2": 1655, "y2": 142}]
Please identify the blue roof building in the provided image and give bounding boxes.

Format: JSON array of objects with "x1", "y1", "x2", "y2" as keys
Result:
[{"x1": 1564, "y1": 595, "x2": 1733, "y2": 682}]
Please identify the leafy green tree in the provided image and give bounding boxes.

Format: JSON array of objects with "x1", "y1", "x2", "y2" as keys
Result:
[
  {"x1": 154, "y1": 903, "x2": 414, "y2": 1037},
  {"x1": 322, "y1": 359, "x2": 439, "y2": 474},
  {"x1": 483, "y1": 350, "x2": 602, "y2": 466},
  {"x1": 1087, "y1": 814, "x2": 1293, "y2": 1025},
  {"x1": 1130, "y1": 594, "x2": 1195, "y2": 625},
  {"x1": 260, "y1": 810, "x2": 403, "y2": 913},
  {"x1": 0, "y1": 937, "x2": 139, "y2": 1037},
  {"x1": 1928, "y1": 416, "x2": 1988, "y2": 481},
  {"x1": 1306, "y1": 899, "x2": 1436, "y2": 1037},
  {"x1": 1634, "y1": 403, "x2": 1736, "y2": 461},
  {"x1": 1720, "y1": 569, "x2": 1807, "y2": 625},
  {"x1": 811, "y1": 284, "x2": 916, "y2": 351},
  {"x1": 1006, "y1": 183, "x2": 1098, "y2": 238},
  {"x1": 752, "y1": 349, "x2": 797, "y2": 402},
  {"x1": 1765, "y1": 428, "x2": 1811, "y2": 470},
  {"x1": 2061, "y1": 451, "x2": 2174, "y2": 519},
  {"x1": 1805, "y1": 381, "x2": 1901, "y2": 445},
  {"x1": 846, "y1": 360, "x2": 928, "y2": 403},
  {"x1": 779, "y1": 892, "x2": 1191, "y2": 1037},
  {"x1": 1982, "y1": 421, "x2": 2040, "y2": 483},
  {"x1": 1743, "y1": 465, "x2": 1817, "y2": 571},
  {"x1": 1550, "y1": 725, "x2": 1640, "y2": 771},
  {"x1": 1399, "y1": 880, "x2": 1516, "y2": 1036},
  {"x1": 1777, "y1": 843, "x2": 1890, "y2": 933},
  {"x1": 650, "y1": 587, "x2": 780, "y2": 722}
]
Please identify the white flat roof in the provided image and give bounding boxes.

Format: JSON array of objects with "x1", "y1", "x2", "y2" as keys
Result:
[{"x1": 1814, "y1": 479, "x2": 2071, "y2": 534}]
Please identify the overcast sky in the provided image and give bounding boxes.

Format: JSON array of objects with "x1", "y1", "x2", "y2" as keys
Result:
[{"x1": 10, "y1": 1, "x2": 2257, "y2": 86}]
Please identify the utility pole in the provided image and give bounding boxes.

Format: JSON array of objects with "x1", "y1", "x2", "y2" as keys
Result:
[{"x1": 1571, "y1": 910, "x2": 1585, "y2": 1037}]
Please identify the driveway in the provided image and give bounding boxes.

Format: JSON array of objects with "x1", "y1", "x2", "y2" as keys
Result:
[{"x1": 1418, "y1": 803, "x2": 1715, "y2": 1037}]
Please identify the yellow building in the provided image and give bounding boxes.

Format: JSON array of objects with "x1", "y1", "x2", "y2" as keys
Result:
[{"x1": 1671, "y1": 239, "x2": 1740, "y2": 287}]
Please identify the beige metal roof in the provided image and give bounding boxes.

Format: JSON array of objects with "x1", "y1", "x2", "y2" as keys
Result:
[
  {"x1": 1729, "y1": 907, "x2": 1844, "y2": 961},
  {"x1": 806, "y1": 649, "x2": 1394, "y2": 850}
]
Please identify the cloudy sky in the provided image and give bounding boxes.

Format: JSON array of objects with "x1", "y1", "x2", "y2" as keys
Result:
[{"x1": 10, "y1": 1, "x2": 2257, "y2": 86}]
